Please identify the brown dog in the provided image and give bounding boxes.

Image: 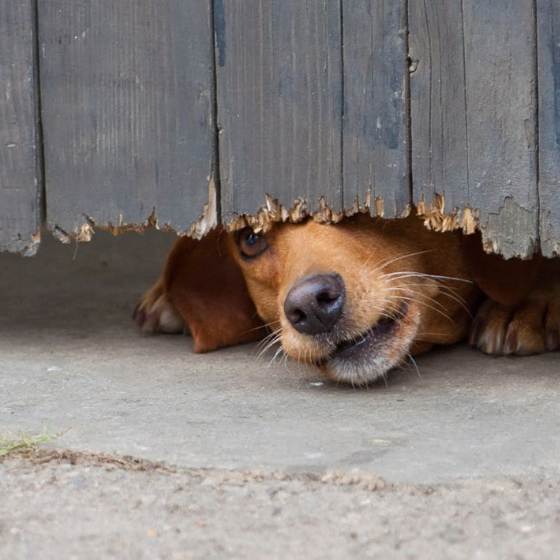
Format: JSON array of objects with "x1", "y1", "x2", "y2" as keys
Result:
[{"x1": 134, "y1": 215, "x2": 559, "y2": 385}]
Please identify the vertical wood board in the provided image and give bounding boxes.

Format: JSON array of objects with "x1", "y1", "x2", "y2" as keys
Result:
[
  {"x1": 0, "y1": 0, "x2": 41, "y2": 255},
  {"x1": 342, "y1": 0, "x2": 409, "y2": 217},
  {"x1": 215, "y1": 0, "x2": 342, "y2": 221},
  {"x1": 537, "y1": 0, "x2": 560, "y2": 257},
  {"x1": 463, "y1": 0, "x2": 538, "y2": 258},
  {"x1": 410, "y1": 0, "x2": 539, "y2": 258},
  {"x1": 409, "y1": 0, "x2": 469, "y2": 208},
  {"x1": 39, "y1": 0, "x2": 216, "y2": 238}
]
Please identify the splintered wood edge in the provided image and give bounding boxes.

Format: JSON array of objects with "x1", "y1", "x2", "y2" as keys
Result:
[
  {"x1": 0, "y1": 230, "x2": 42, "y2": 257},
  {"x1": 45, "y1": 188, "x2": 544, "y2": 260},
  {"x1": 47, "y1": 176, "x2": 220, "y2": 245}
]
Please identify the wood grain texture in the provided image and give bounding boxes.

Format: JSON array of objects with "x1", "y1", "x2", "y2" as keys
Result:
[
  {"x1": 0, "y1": 0, "x2": 41, "y2": 255},
  {"x1": 410, "y1": 0, "x2": 539, "y2": 258},
  {"x1": 537, "y1": 0, "x2": 560, "y2": 257},
  {"x1": 342, "y1": 0, "x2": 409, "y2": 217},
  {"x1": 409, "y1": 0, "x2": 469, "y2": 209},
  {"x1": 215, "y1": 0, "x2": 342, "y2": 220},
  {"x1": 1, "y1": 1, "x2": 552, "y2": 257},
  {"x1": 463, "y1": 0, "x2": 539, "y2": 258},
  {"x1": 38, "y1": 0, "x2": 216, "y2": 238}
]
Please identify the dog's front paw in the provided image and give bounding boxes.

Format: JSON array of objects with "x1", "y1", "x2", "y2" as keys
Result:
[
  {"x1": 133, "y1": 279, "x2": 185, "y2": 335},
  {"x1": 470, "y1": 293, "x2": 559, "y2": 356}
]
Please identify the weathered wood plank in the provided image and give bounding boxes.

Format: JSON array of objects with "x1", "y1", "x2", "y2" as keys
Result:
[
  {"x1": 0, "y1": 0, "x2": 41, "y2": 255},
  {"x1": 410, "y1": 0, "x2": 539, "y2": 258},
  {"x1": 409, "y1": 0, "x2": 469, "y2": 211},
  {"x1": 463, "y1": 0, "x2": 539, "y2": 258},
  {"x1": 215, "y1": 0, "x2": 342, "y2": 223},
  {"x1": 342, "y1": 0, "x2": 409, "y2": 218},
  {"x1": 537, "y1": 0, "x2": 560, "y2": 257},
  {"x1": 38, "y1": 0, "x2": 216, "y2": 240}
]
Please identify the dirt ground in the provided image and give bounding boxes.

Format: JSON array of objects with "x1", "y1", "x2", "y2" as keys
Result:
[{"x1": 1, "y1": 449, "x2": 559, "y2": 560}]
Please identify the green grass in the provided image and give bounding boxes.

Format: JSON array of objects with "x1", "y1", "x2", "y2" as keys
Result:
[{"x1": 0, "y1": 431, "x2": 58, "y2": 458}]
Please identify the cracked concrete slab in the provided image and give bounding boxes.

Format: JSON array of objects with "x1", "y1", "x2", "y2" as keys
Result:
[{"x1": 1, "y1": 230, "x2": 558, "y2": 484}]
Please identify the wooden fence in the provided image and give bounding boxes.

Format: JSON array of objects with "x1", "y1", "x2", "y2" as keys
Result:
[{"x1": 1, "y1": 0, "x2": 559, "y2": 259}]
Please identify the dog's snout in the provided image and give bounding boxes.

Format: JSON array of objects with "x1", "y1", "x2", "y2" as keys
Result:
[{"x1": 284, "y1": 273, "x2": 345, "y2": 335}]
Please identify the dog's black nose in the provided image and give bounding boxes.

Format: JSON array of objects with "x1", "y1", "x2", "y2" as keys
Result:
[{"x1": 284, "y1": 273, "x2": 345, "y2": 335}]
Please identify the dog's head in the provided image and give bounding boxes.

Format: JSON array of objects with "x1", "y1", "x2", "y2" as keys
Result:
[{"x1": 168, "y1": 215, "x2": 476, "y2": 385}]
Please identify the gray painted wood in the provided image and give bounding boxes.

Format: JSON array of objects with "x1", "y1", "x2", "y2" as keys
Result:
[
  {"x1": 0, "y1": 1, "x2": 556, "y2": 257},
  {"x1": 0, "y1": 0, "x2": 41, "y2": 255},
  {"x1": 463, "y1": 0, "x2": 538, "y2": 258},
  {"x1": 537, "y1": 0, "x2": 560, "y2": 258},
  {"x1": 38, "y1": 0, "x2": 216, "y2": 239},
  {"x1": 216, "y1": 0, "x2": 342, "y2": 222},
  {"x1": 410, "y1": 0, "x2": 539, "y2": 258},
  {"x1": 409, "y1": 0, "x2": 469, "y2": 209},
  {"x1": 342, "y1": 0, "x2": 409, "y2": 218}
]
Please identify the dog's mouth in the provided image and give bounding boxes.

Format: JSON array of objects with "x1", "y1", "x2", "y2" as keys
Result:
[
  {"x1": 320, "y1": 302, "x2": 414, "y2": 385},
  {"x1": 330, "y1": 302, "x2": 408, "y2": 361}
]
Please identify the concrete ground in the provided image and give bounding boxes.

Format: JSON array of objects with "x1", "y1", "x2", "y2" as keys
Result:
[{"x1": 1, "y1": 229, "x2": 559, "y2": 559}]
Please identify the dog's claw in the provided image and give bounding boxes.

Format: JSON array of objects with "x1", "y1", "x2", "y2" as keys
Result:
[{"x1": 503, "y1": 327, "x2": 519, "y2": 355}]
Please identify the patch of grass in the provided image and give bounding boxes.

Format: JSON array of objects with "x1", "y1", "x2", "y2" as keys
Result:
[{"x1": 0, "y1": 431, "x2": 58, "y2": 458}]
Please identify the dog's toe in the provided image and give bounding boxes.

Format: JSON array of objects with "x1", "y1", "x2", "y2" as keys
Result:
[
  {"x1": 502, "y1": 300, "x2": 547, "y2": 355},
  {"x1": 471, "y1": 293, "x2": 559, "y2": 356},
  {"x1": 134, "y1": 282, "x2": 185, "y2": 335}
]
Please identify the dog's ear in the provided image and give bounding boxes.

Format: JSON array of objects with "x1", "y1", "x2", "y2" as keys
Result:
[
  {"x1": 462, "y1": 233, "x2": 541, "y2": 306},
  {"x1": 163, "y1": 228, "x2": 265, "y2": 353}
]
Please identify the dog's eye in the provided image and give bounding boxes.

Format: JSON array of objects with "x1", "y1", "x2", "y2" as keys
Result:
[{"x1": 238, "y1": 227, "x2": 268, "y2": 259}]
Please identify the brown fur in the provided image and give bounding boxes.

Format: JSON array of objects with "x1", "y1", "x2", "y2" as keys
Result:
[
  {"x1": 135, "y1": 215, "x2": 559, "y2": 385},
  {"x1": 134, "y1": 229, "x2": 264, "y2": 352}
]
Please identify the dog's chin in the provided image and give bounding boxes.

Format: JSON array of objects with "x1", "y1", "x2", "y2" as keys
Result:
[{"x1": 321, "y1": 304, "x2": 420, "y2": 386}]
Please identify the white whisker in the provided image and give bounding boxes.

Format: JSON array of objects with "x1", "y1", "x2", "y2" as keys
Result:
[{"x1": 380, "y1": 271, "x2": 472, "y2": 284}]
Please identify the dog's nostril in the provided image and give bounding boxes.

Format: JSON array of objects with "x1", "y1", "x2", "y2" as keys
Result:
[
  {"x1": 287, "y1": 307, "x2": 307, "y2": 326},
  {"x1": 284, "y1": 273, "x2": 345, "y2": 335},
  {"x1": 316, "y1": 289, "x2": 339, "y2": 305}
]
